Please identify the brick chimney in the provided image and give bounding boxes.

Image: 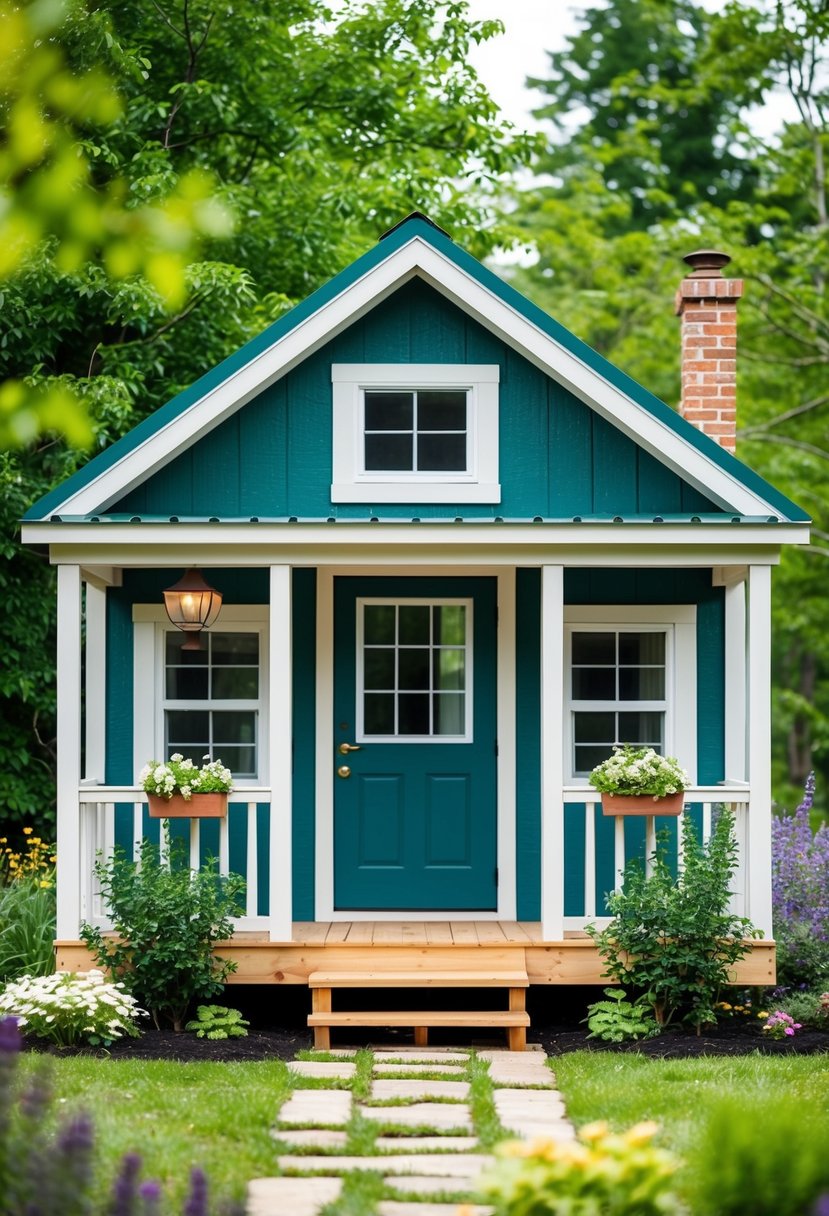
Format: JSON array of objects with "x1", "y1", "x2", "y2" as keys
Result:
[{"x1": 675, "y1": 250, "x2": 743, "y2": 453}]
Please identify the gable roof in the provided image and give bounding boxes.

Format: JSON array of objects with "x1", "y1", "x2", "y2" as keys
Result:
[{"x1": 25, "y1": 213, "x2": 808, "y2": 523}]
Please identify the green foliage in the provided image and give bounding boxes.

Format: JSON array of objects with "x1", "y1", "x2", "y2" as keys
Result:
[
  {"x1": 79, "y1": 837, "x2": 245, "y2": 1031},
  {"x1": 587, "y1": 807, "x2": 759, "y2": 1030},
  {"x1": 482, "y1": 1120, "x2": 681, "y2": 1216},
  {"x1": 184, "y1": 1005, "x2": 249, "y2": 1040},
  {"x1": 688, "y1": 1095, "x2": 829, "y2": 1216},
  {"x1": 774, "y1": 988, "x2": 829, "y2": 1029},
  {"x1": 585, "y1": 988, "x2": 659, "y2": 1042},
  {"x1": 0, "y1": 878, "x2": 55, "y2": 984}
]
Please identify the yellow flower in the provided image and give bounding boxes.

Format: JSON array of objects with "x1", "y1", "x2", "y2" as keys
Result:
[
  {"x1": 22, "y1": 827, "x2": 32, "y2": 835},
  {"x1": 624, "y1": 1121, "x2": 661, "y2": 1146},
  {"x1": 720, "y1": 1002, "x2": 732, "y2": 1011},
  {"x1": 580, "y1": 1121, "x2": 609, "y2": 1142},
  {"x1": 757, "y1": 1011, "x2": 769, "y2": 1018},
  {"x1": 39, "y1": 880, "x2": 52, "y2": 888}
]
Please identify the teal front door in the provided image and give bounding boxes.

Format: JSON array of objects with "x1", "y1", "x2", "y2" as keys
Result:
[{"x1": 333, "y1": 576, "x2": 498, "y2": 911}]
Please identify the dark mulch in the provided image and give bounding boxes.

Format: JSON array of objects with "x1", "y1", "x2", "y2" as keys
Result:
[{"x1": 533, "y1": 1024, "x2": 829, "y2": 1058}]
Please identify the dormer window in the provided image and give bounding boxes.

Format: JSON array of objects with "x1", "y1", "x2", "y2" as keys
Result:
[{"x1": 331, "y1": 364, "x2": 500, "y2": 503}]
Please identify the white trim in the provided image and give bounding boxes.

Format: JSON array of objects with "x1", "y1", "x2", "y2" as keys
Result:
[
  {"x1": 331, "y1": 363, "x2": 500, "y2": 503},
  {"x1": 724, "y1": 580, "x2": 747, "y2": 782},
  {"x1": 132, "y1": 622, "x2": 157, "y2": 780},
  {"x1": 314, "y1": 566, "x2": 516, "y2": 921},
  {"x1": 84, "y1": 581, "x2": 107, "y2": 783},
  {"x1": 39, "y1": 235, "x2": 786, "y2": 520},
  {"x1": 132, "y1": 604, "x2": 268, "y2": 623},
  {"x1": 747, "y1": 565, "x2": 773, "y2": 936},
  {"x1": 56, "y1": 566, "x2": 83, "y2": 938},
  {"x1": 540, "y1": 565, "x2": 565, "y2": 940},
  {"x1": 562, "y1": 605, "x2": 697, "y2": 785},
  {"x1": 268, "y1": 566, "x2": 293, "y2": 941}
]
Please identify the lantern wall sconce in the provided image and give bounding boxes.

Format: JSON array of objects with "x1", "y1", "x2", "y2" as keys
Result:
[{"x1": 163, "y1": 569, "x2": 223, "y2": 650}]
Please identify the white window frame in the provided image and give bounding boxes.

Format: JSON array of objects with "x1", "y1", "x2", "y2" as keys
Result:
[
  {"x1": 356, "y1": 597, "x2": 473, "y2": 744},
  {"x1": 132, "y1": 605, "x2": 270, "y2": 785},
  {"x1": 563, "y1": 605, "x2": 697, "y2": 785},
  {"x1": 331, "y1": 363, "x2": 500, "y2": 503}
]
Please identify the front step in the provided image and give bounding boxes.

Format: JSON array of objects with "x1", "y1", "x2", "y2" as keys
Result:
[{"x1": 307, "y1": 968, "x2": 530, "y2": 1051}]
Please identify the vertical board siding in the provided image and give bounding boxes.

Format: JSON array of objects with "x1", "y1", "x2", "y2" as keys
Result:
[
  {"x1": 515, "y1": 568, "x2": 541, "y2": 920},
  {"x1": 112, "y1": 279, "x2": 723, "y2": 519},
  {"x1": 292, "y1": 568, "x2": 317, "y2": 919}
]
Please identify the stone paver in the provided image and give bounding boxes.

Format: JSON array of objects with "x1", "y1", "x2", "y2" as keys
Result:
[
  {"x1": 378, "y1": 1204, "x2": 494, "y2": 1216},
  {"x1": 271, "y1": 1129, "x2": 349, "y2": 1149},
  {"x1": 494, "y1": 1087, "x2": 572, "y2": 1139},
  {"x1": 373, "y1": 1063, "x2": 464, "y2": 1077},
  {"x1": 371, "y1": 1051, "x2": 470, "y2": 1064},
  {"x1": 383, "y1": 1174, "x2": 476, "y2": 1194},
  {"x1": 358, "y1": 1102, "x2": 474, "y2": 1131},
  {"x1": 277, "y1": 1089, "x2": 352, "y2": 1127},
  {"x1": 276, "y1": 1153, "x2": 493, "y2": 1177},
  {"x1": 375, "y1": 1135, "x2": 478, "y2": 1152},
  {"x1": 288, "y1": 1060, "x2": 357, "y2": 1080},
  {"x1": 371, "y1": 1079, "x2": 469, "y2": 1101},
  {"x1": 247, "y1": 1176, "x2": 342, "y2": 1216},
  {"x1": 478, "y1": 1050, "x2": 554, "y2": 1087}
]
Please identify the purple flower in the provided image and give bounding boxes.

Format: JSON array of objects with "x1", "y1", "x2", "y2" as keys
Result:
[
  {"x1": 183, "y1": 1166, "x2": 209, "y2": 1216},
  {"x1": 0, "y1": 1016, "x2": 21, "y2": 1056},
  {"x1": 812, "y1": 1194, "x2": 829, "y2": 1216},
  {"x1": 111, "y1": 1152, "x2": 143, "y2": 1216},
  {"x1": 139, "y1": 1179, "x2": 162, "y2": 1216},
  {"x1": 772, "y1": 774, "x2": 829, "y2": 982}
]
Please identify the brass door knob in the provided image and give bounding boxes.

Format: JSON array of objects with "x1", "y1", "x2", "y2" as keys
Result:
[
  {"x1": 337, "y1": 765, "x2": 351, "y2": 779},
  {"x1": 338, "y1": 742, "x2": 362, "y2": 755}
]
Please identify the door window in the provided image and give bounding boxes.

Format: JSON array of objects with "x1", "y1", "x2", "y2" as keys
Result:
[{"x1": 357, "y1": 599, "x2": 471, "y2": 741}]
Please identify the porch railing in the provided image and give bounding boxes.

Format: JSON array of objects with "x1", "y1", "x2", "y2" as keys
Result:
[
  {"x1": 561, "y1": 784, "x2": 752, "y2": 931},
  {"x1": 75, "y1": 786, "x2": 273, "y2": 934}
]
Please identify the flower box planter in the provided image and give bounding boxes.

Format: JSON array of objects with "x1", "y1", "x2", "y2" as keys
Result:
[
  {"x1": 600, "y1": 792, "x2": 685, "y2": 817},
  {"x1": 147, "y1": 793, "x2": 228, "y2": 819}
]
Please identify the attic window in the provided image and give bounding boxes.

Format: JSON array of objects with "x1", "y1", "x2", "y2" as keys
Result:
[{"x1": 331, "y1": 364, "x2": 500, "y2": 504}]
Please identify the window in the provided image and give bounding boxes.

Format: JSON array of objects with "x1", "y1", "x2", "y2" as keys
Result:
[
  {"x1": 564, "y1": 606, "x2": 697, "y2": 782},
  {"x1": 357, "y1": 599, "x2": 471, "y2": 741},
  {"x1": 331, "y1": 364, "x2": 500, "y2": 503}
]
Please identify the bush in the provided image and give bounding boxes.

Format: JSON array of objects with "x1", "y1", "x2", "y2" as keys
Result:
[
  {"x1": 689, "y1": 1095, "x2": 829, "y2": 1216},
  {"x1": 0, "y1": 878, "x2": 55, "y2": 984},
  {"x1": 482, "y1": 1120, "x2": 680, "y2": 1216},
  {"x1": 80, "y1": 838, "x2": 245, "y2": 1031},
  {"x1": 587, "y1": 806, "x2": 759, "y2": 1031},
  {"x1": 772, "y1": 773, "x2": 829, "y2": 987},
  {"x1": 0, "y1": 1015, "x2": 242, "y2": 1215},
  {"x1": 585, "y1": 988, "x2": 659, "y2": 1042},
  {"x1": 0, "y1": 971, "x2": 146, "y2": 1047},
  {"x1": 774, "y1": 989, "x2": 829, "y2": 1029},
  {"x1": 185, "y1": 1005, "x2": 249, "y2": 1040}
]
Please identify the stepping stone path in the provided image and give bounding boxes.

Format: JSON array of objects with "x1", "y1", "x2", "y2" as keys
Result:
[{"x1": 248, "y1": 1045, "x2": 575, "y2": 1215}]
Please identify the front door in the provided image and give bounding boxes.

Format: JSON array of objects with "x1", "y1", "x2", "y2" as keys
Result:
[{"x1": 333, "y1": 576, "x2": 498, "y2": 911}]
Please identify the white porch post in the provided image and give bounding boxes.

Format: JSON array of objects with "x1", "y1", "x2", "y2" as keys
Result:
[
  {"x1": 540, "y1": 564, "x2": 565, "y2": 940},
  {"x1": 268, "y1": 565, "x2": 293, "y2": 941},
  {"x1": 714, "y1": 567, "x2": 748, "y2": 783},
  {"x1": 56, "y1": 565, "x2": 83, "y2": 940},
  {"x1": 83, "y1": 581, "x2": 107, "y2": 783},
  {"x1": 746, "y1": 564, "x2": 773, "y2": 937}
]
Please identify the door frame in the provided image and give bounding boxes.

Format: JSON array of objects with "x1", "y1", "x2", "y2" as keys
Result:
[{"x1": 314, "y1": 564, "x2": 517, "y2": 921}]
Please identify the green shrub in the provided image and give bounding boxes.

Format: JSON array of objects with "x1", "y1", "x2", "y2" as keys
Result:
[
  {"x1": 587, "y1": 806, "x2": 760, "y2": 1031},
  {"x1": 0, "y1": 876, "x2": 55, "y2": 983},
  {"x1": 585, "y1": 988, "x2": 659, "y2": 1042},
  {"x1": 185, "y1": 1005, "x2": 249, "y2": 1040},
  {"x1": 773, "y1": 989, "x2": 829, "y2": 1029},
  {"x1": 0, "y1": 970, "x2": 146, "y2": 1047},
  {"x1": 689, "y1": 1096, "x2": 829, "y2": 1216},
  {"x1": 482, "y1": 1120, "x2": 681, "y2": 1215},
  {"x1": 80, "y1": 838, "x2": 245, "y2": 1031}
]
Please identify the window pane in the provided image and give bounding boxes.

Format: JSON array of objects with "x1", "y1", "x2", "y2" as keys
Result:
[
  {"x1": 365, "y1": 433, "x2": 413, "y2": 471},
  {"x1": 572, "y1": 668, "x2": 616, "y2": 699},
  {"x1": 216, "y1": 745, "x2": 256, "y2": 778},
  {"x1": 574, "y1": 712, "x2": 615, "y2": 743},
  {"x1": 434, "y1": 648, "x2": 465, "y2": 690},
  {"x1": 418, "y1": 391, "x2": 466, "y2": 430},
  {"x1": 572, "y1": 633, "x2": 615, "y2": 664},
  {"x1": 398, "y1": 693, "x2": 429, "y2": 735},
  {"x1": 166, "y1": 633, "x2": 208, "y2": 665},
  {"x1": 434, "y1": 693, "x2": 465, "y2": 734},
  {"x1": 619, "y1": 632, "x2": 665, "y2": 665},
  {"x1": 619, "y1": 667, "x2": 665, "y2": 699},
  {"x1": 213, "y1": 710, "x2": 257, "y2": 745},
  {"x1": 364, "y1": 648, "x2": 395, "y2": 690},
  {"x1": 365, "y1": 693, "x2": 395, "y2": 734},
  {"x1": 365, "y1": 392, "x2": 413, "y2": 430},
  {"x1": 417, "y1": 432, "x2": 466, "y2": 472},
  {"x1": 575, "y1": 744, "x2": 616, "y2": 775},
  {"x1": 166, "y1": 710, "x2": 209, "y2": 744},
  {"x1": 364, "y1": 605, "x2": 395, "y2": 645},
  {"x1": 164, "y1": 744, "x2": 205, "y2": 768},
  {"x1": 212, "y1": 668, "x2": 259, "y2": 698},
  {"x1": 399, "y1": 606, "x2": 430, "y2": 645},
  {"x1": 211, "y1": 633, "x2": 259, "y2": 665},
  {"x1": 618, "y1": 712, "x2": 663, "y2": 748},
  {"x1": 166, "y1": 667, "x2": 209, "y2": 699},
  {"x1": 434, "y1": 604, "x2": 465, "y2": 645},
  {"x1": 398, "y1": 648, "x2": 430, "y2": 691}
]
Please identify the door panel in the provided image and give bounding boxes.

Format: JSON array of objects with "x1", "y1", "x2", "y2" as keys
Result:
[{"x1": 333, "y1": 576, "x2": 497, "y2": 911}]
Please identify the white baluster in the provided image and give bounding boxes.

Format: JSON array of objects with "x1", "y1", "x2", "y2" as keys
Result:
[
  {"x1": 189, "y1": 819, "x2": 200, "y2": 871},
  {"x1": 246, "y1": 802, "x2": 258, "y2": 919},
  {"x1": 614, "y1": 817, "x2": 625, "y2": 890},
  {"x1": 219, "y1": 813, "x2": 230, "y2": 877}
]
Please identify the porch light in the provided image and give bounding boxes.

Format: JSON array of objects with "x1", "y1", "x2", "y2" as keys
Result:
[{"x1": 163, "y1": 569, "x2": 223, "y2": 650}]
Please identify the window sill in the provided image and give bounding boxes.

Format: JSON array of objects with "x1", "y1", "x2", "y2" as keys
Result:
[{"x1": 330, "y1": 482, "x2": 501, "y2": 504}]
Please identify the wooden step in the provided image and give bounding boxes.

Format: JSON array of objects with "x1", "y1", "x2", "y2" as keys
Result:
[
  {"x1": 308, "y1": 969, "x2": 529, "y2": 988},
  {"x1": 308, "y1": 1010, "x2": 530, "y2": 1028}
]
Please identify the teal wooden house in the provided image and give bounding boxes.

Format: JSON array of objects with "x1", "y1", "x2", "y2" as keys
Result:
[{"x1": 24, "y1": 215, "x2": 808, "y2": 1020}]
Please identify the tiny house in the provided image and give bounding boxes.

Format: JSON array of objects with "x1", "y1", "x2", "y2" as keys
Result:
[{"x1": 23, "y1": 214, "x2": 809, "y2": 1043}]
